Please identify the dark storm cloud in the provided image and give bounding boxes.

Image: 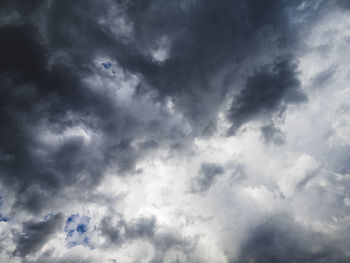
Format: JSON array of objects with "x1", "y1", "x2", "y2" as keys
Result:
[
  {"x1": 0, "y1": 0, "x2": 317, "y2": 260},
  {"x1": 191, "y1": 162, "x2": 224, "y2": 193},
  {"x1": 122, "y1": 0, "x2": 305, "y2": 134},
  {"x1": 0, "y1": 0, "x2": 179, "y2": 213},
  {"x1": 0, "y1": 0, "x2": 348, "y2": 262},
  {"x1": 14, "y1": 213, "x2": 63, "y2": 258},
  {"x1": 0, "y1": 0, "x2": 309, "y2": 215},
  {"x1": 0, "y1": 20, "x2": 109, "y2": 212},
  {"x1": 228, "y1": 57, "x2": 306, "y2": 134},
  {"x1": 235, "y1": 214, "x2": 350, "y2": 263}
]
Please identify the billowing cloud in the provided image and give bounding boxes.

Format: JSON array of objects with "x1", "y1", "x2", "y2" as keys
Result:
[
  {"x1": 227, "y1": 57, "x2": 307, "y2": 135},
  {"x1": 1, "y1": 0, "x2": 350, "y2": 262}
]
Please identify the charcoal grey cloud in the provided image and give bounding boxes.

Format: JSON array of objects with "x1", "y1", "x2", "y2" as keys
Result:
[
  {"x1": 0, "y1": 0, "x2": 306, "y2": 214},
  {"x1": 228, "y1": 57, "x2": 306, "y2": 135},
  {"x1": 235, "y1": 214, "x2": 349, "y2": 263},
  {"x1": 14, "y1": 213, "x2": 63, "y2": 258}
]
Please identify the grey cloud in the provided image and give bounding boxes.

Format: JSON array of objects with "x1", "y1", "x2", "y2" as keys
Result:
[
  {"x1": 99, "y1": 215, "x2": 123, "y2": 245},
  {"x1": 14, "y1": 213, "x2": 64, "y2": 258},
  {"x1": 99, "y1": 215, "x2": 195, "y2": 263},
  {"x1": 228, "y1": 57, "x2": 307, "y2": 135},
  {"x1": 150, "y1": 232, "x2": 194, "y2": 263},
  {"x1": 35, "y1": 251, "x2": 95, "y2": 263},
  {"x1": 125, "y1": 216, "x2": 157, "y2": 240},
  {"x1": 0, "y1": 0, "x2": 347, "y2": 262},
  {"x1": 235, "y1": 214, "x2": 350, "y2": 263},
  {"x1": 311, "y1": 65, "x2": 337, "y2": 89},
  {"x1": 260, "y1": 123, "x2": 286, "y2": 145},
  {"x1": 99, "y1": 215, "x2": 156, "y2": 245},
  {"x1": 323, "y1": 145, "x2": 350, "y2": 175},
  {"x1": 337, "y1": 0, "x2": 350, "y2": 9},
  {"x1": 0, "y1": 0, "x2": 189, "y2": 214},
  {"x1": 233, "y1": 169, "x2": 350, "y2": 263},
  {"x1": 0, "y1": 0, "x2": 308, "y2": 216},
  {"x1": 228, "y1": 163, "x2": 247, "y2": 184},
  {"x1": 0, "y1": 0, "x2": 317, "y2": 215},
  {"x1": 41, "y1": 260, "x2": 93, "y2": 263},
  {"x1": 124, "y1": 0, "x2": 304, "y2": 135},
  {"x1": 191, "y1": 162, "x2": 224, "y2": 193},
  {"x1": 296, "y1": 169, "x2": 350, "y2": 222}
]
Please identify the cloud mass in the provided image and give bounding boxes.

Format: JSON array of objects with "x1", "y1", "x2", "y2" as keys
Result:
[{"x1": 1, "y1": 0, "x2": 350, "y2": 262}]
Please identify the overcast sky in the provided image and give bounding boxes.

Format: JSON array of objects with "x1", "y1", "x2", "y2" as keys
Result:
[{"x1": 1, "y1": 0, "x2": 350, "y2": 262}]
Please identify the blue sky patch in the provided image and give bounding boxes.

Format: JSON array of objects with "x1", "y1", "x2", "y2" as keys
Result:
[
  {"x1": 44, "y1": 213, "x2": 54, "y2": 220},
  {"x1": 66, "y1": 214, "x2": 79, "y2": 226},
  {"x1": 101, "y1": 61, "x2": 116, "y2": 74},
  {"x1": 64, "y1": 214, "x2": 91, "y2": 248},
  {"x1": 67, "y1": 229, "x2": 75, "y2": 237},
  {"x1": 76, "y1": 223, "x2": 88, "y2": 234},
  {"x1": 102, "y1": 61, "x2": 112, "y2": 69}
]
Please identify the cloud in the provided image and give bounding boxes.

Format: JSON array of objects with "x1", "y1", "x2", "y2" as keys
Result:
[
  {"x1": 120, "y1": 0, "x2": 304, "y2": 135},
  {"x1": 235, "y1": 214, "x2": 349, "y2": 263},
  {"x1": 0, "y1": 0, "x2": 308, "y2": 216},
  {"x1": 311, "y1": 65, "x2": 337, "y2": 89},
  {"x1": 0, "y1": 0, "x2": 192, "y2": 214},
  {"x1": 190, "y1": 162, "x2": 224, "y2": 193},
  {"x1": 228, "y1": 57, "x2": 307, "y2": 134},
  {"x1": 14, "y1": 213, "x2": 64, "y2": 257},
  {"x1": 99, "y1": 215, "x2": 156, "y2": 245},
  {"x1": 1, "y1": 0, "x2": 350, "y2": 262},
  {"x1": 260, "y1": 123, "x2": 286, "y2": 145},
  {"x1": 337, "y1": 0, "x2": 350, "y2": 10},
  {"x1": 98, "y1": 215, "x2": 195, "y2": 262}
]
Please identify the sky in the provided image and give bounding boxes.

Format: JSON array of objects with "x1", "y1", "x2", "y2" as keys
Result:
[{"x1": 1, "y1": 0, "x2": 350, "y2": 262}]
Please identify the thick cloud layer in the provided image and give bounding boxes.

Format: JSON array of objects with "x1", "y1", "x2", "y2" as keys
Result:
[{"x1": 1, "y1": 0, "x2": 350, "y2": 262}]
